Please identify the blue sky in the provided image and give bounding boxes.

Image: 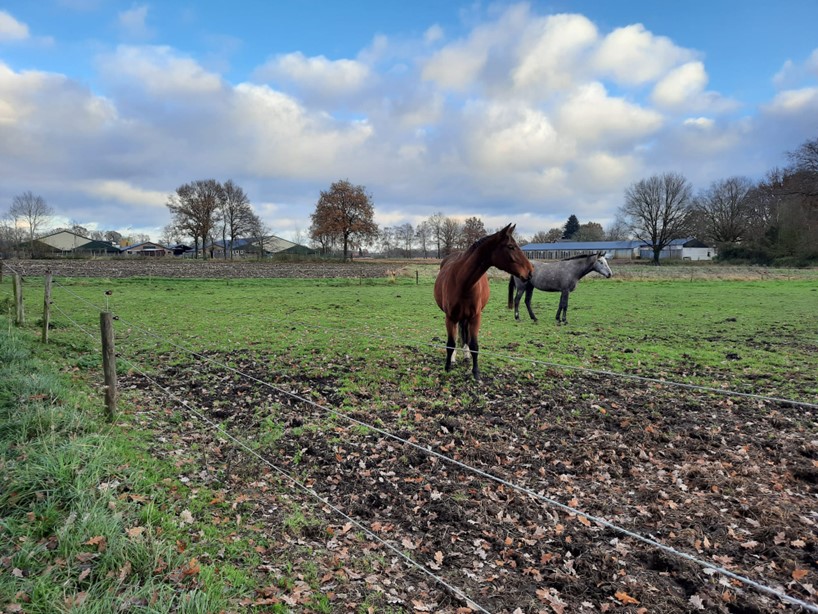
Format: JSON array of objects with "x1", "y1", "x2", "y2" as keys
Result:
[{"x1": 2, "y1": 1, "x2": 817, "y2": 242}]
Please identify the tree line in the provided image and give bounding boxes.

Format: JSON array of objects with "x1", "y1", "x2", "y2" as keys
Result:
[{"x1": 2, "y1": 138, "x2": 816, "y2": 265}]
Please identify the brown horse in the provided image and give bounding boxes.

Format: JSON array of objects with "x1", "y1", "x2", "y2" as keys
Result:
[{"x1": 434, "y1": 224, "x2": 533, "y2": 379}]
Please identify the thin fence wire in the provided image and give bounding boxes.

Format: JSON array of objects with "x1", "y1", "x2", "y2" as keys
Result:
[
  {"x1": 113, "y1": 353, "x2": 492, "y2": 613},
  {"x1": 100, "y1": 304, "x2": 818, "y2": 612},
  {"x1": 6, "y1": 267, "x2": 818, "y2": 611}
]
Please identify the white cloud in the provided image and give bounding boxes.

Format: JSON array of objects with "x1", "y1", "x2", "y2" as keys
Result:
[
  {"x1": 97, "y1": 46, "x2": 223, "y2": 97},
  {"x1": 773, "y1": 48, "x2": 818, "y2": 89},
  {"x1": 0, "y1": 10, "x2": 29, "y2": 41},
  {"x1": 764, "y1": 87, "x2": 818, "y2": 114},
  {"x1": 462, "y1": 101, "x2": 568, "y2": 172},
  {"x1": 512, "y1": 13, "x2": 599, "y2": 95},
  {"x1": 556, "y1": 82, "x2": 663, "y2": 146},
  {"x1": 230, "y1": 83, "x2": 374, "y2": 176},
  {"x1": 593, "y1": 24, "x2": 694, "y2": 85},
  {"x1": 79, "y1": 179, "x2": 167, "y2": 207},
  {"x1": 254, "y1": 52, "x2": 371, "y2": 98},
  {"x1": 652, "y1": 61, "x2": 708, "y2": 108}
]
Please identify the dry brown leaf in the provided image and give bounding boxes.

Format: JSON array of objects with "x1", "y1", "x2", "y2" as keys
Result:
[
  {"x1": 614, "y1": 590, "x2": 639, "y2": 605},
  {"x1": 792, "y1": 568, "x2": 809, "y2": 581},
  {"x1": 84, "y1": 536, "x2": 107, "y2": 552}
]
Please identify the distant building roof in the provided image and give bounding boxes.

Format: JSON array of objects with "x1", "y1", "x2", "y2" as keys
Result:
[{"x1": 523, "y1": 240, "x2": 642, "y2": 251}]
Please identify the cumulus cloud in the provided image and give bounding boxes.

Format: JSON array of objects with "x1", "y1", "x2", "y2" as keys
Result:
[
  {"x1": 253, "y1": 52, "x2": 371, "y2": 99},
  {"x1": 556, "y1": 82, "x2": 663, "y2": 146},
  {"x1": 511, "y1": 13, "x2": 598, "y2": 95},
  {"x1": 96, "y1": 45, "x2": 223, "y2": 97},
  {"x1": 593, "y1": 24, "x2": 694, "y2": 85},
  {"x1": 0, "y1": 10, "x2": 29, "y2": 41}
]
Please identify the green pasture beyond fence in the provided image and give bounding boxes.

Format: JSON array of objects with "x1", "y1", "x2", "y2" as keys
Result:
[{"x1": 1, "y1": 266, "x2": 816, "y2": 404}]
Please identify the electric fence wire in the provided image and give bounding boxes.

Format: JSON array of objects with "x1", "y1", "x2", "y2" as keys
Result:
[
  {"x1": 7, "y1": 270, "x2": 818, "y2": 611},
  {"x1": 101, "y1": 306, "x2": 818, "y2": 613}
]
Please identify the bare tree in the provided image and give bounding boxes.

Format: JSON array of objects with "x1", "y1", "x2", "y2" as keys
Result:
[
  {"x1": 247, "y1": 213, "x2": 272, "y2": 260},
  {"x1": 219, "y1": 180, "x2": 254, "y2": 259},
  {"x1": 692, "y1": 176, "x2": 754, "y2": 244},
  {"x1": 167, "y1": 179, "x2": 224, "y2": 259},
  {"x1": 426, "y1": 212, "x2": 445, "y2": 257},
  {"x1": 440, "y1": 217, "x2": 461, "y2": 255},
  {"x1": 393, "y1": 223, "x2": 414, "y2": 257},
  {"x1": 531, "y1": 228, "x2": 563, "y2": 243},
  {"x1": 415, "y1": 220, "x2": 432, "y2": 258},
  {"x1": 620, "y1": 172, "x2": 693, "y2": 264},
  {"x1": 605, "y1": 216, "x2": 630, "y2": 241},
  {"x1": 461, "y1": 216, "x2": 487, "y2": 247},
  {"x1": 309, "y1": 179, "x2": 379, "y2": 261},
  {"x1": 10, "y1": 191, "x2": 53, "y2": 257}
]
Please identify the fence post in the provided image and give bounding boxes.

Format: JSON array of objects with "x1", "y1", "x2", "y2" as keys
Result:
[
  {"x1": 99, "y1": 311, "x2": 117, "y2": 422},
  {"x1": 13, "y1": 273, "x2": 24, "y2": 326},
  {"x1": 0, "y1": 259, "x2": 3, "y2": 284},
  {"x1": 42, "y1": 271, "x2": 52, "y2": 343}
]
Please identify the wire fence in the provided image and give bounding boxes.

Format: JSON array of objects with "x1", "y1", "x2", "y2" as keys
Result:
[{"x1": 2, "y1": 262, "x2": 817, "y2": 612}]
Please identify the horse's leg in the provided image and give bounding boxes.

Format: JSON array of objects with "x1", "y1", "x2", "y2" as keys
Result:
[
  {"x1": 513, "y1": 286, "x2": 523, "y2": 320},
  {"x1": 444, "y1": 318, "x2": 457, "y2": 371},
  {"x1": 468, "y1": 315, "x2": 482, "y2": 380},
  {"x1": 559, "y1": 291, "x2": 569, "y2": 324},
  {"x1": 524, "y1": 284, "x2": 537, "y2": 321}
]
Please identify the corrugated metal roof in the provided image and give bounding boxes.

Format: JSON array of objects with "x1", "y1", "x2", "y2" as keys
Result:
[{"x1": 522, "y1": 238, "x2": 699, "y2": 251}]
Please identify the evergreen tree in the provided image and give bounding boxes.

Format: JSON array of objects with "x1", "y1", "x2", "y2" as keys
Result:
[{"x1": 562, "y1": 214, "x2": 580, "y2": 239}]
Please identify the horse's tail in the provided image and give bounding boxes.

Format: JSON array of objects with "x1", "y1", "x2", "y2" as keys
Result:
[{"x1": 507, "y1": 275, "x2": 515, "y2": 309}]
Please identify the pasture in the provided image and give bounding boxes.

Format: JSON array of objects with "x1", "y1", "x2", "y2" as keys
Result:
[{"x1": 2, "y1": 261, "x2": 817, "y2": 613}]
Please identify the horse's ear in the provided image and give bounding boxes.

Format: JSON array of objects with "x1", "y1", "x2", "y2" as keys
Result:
[{"x1": 505, "y1": 224, "x2": 516, "y2": 235}]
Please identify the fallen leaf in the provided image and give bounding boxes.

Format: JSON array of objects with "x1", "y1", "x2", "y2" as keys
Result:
[
  {"x1": 615, "y1": 591, "x2": 639, "y2": 605},
  {"x1": 793, "y1": 569, "x2": 809, "y2": 581},
  {"x1": 84, "y1": 536, "x2": 107, "y2": 552}
]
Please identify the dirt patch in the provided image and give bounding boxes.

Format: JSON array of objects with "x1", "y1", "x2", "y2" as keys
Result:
[
  {"x1": 2, "y1": 258, "x2": 395, "y2": 279},
  {"x1": 119, "y1": 351, "x2": 818, "y2": 613}
]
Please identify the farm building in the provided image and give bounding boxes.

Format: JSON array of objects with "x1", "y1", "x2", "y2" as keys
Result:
[
  {"x1": 207, "y1": 235, "x2": 316, "y2": 258},
  {"x1": 120, "y1": 241, "x2": 171, "y2": 257},
  {"x1": 29, "y1": 230, "x2": 119, "y2": 256},
  {"x1": 522, "y1": 238, "x2": 715, "y2": 261}
]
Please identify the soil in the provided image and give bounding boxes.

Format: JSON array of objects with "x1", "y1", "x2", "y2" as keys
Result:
[{"x1": 23, "y1": 258, "x2": 816, "y2": 612}]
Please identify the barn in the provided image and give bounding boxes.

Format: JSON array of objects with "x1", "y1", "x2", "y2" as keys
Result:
[
  {"x1": 31, "y1": 230, "x2": 119, "y2": 256},
  {"x1": 522, "y1": 238, "x2": 715, "y2": 261}
]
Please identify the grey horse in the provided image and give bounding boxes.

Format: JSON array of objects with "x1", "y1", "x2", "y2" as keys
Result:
[{"x1": 508, "y1": 252, "x2": 613, "y2": 324}]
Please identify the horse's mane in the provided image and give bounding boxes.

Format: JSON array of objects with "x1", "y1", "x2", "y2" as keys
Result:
[
  {"x1": 561, "y1": 252, "x2": 597, "y2": 261},
  {"x1": 464, "y1": 233, "x2": 494, "y2": 254}
]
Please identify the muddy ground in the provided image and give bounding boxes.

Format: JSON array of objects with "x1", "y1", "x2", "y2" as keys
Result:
[
  {"x1": 24, "y1": 258, "x2": 815, "y2": 612},
  {"x1": 118, "y1": 353, "x2": 817, "y2": 614}
]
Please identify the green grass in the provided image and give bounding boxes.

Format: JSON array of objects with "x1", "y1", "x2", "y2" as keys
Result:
[
  {"x1": 14, "y1": 271, "x2": 813, "y2": 400},
  {"x1": 1, "y1": 266, "x2": 816, "y2": 611}
]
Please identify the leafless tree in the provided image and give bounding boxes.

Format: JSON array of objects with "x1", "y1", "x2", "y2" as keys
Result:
[
  {"x1": 461, "y1": 216, "x2": 487, "y2": 247},
  {"x1": 426, "y1": 212, "x2": 445, "y2": 257},
  {"x1": 440, "y1": 217, "x2": 461, "y2": 255},
  {"x1": 620, "y1": 172, "x2": 693, "y2": 264},
  {"x1": 309, "y1": 179, "x2": 379, "y2": 261},
  {"x1": 605, "y1": 216, "x2": 630, "y2": 241},
  {"x1": 167, "y1": 179, "x2": 224, "y2": 259},
  {"x1": 9, "y1": 191, "x2": 54, "y2": 257},
  {"x1": 219, "y1": 180, "x2": 254, "y2": 259},
  {"x1": 414, "y1": 220, "x2": 433, "y2": 258},
  {"x1": 531, "y1": 228, "x2": 563, "y2": 243},
  {"x1": 394, "y1": 223, "x2": 414, "y2": 257},
  {"x1": 692, "y1": 176, "x2": 754, "y2": 244}
]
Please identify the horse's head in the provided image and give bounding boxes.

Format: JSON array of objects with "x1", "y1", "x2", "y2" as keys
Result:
[
  {"x1": 594, "y1": 252, "x2": 613, "y2": 278},
  {"x1": 494, "y1": 224, "x2": 534, "y2": 281}
]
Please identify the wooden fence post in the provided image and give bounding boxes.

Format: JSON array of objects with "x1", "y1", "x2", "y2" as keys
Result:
[
  {"x1": 42, "y1": 271, "x2": 52, "y2": 343},
  {"x1": 13, "y1": 273, "x2": 24, "y2": 326},
  {"x1": 100, "y1": 311, "x2": 117, "y2": 422}
]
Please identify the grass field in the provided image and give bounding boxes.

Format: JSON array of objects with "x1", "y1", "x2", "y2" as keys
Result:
[
  {"x1": 2, "y1": 266, "x2": 817, "y2": 613},
  {"x1": 10, "y1": 270, "x2": 816, "y2": 402}
]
